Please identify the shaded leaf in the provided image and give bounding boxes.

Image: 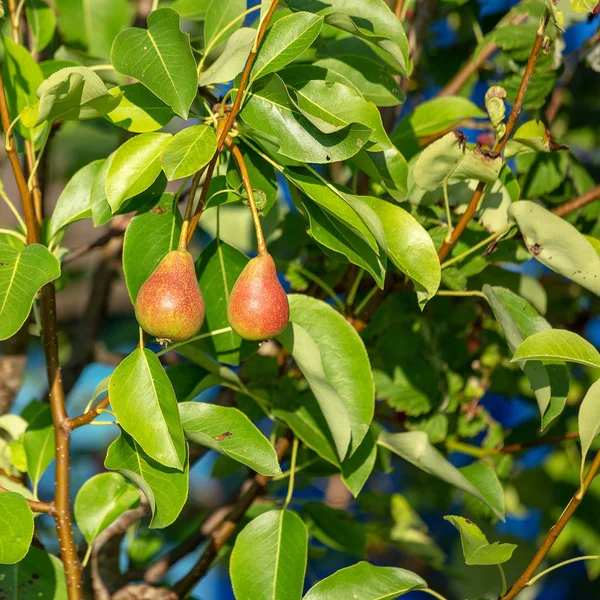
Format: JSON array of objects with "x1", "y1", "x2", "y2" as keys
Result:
[
  {"x1": 105, "y1": 431, "x2": 188, "y2": 529},
  {"x1": 578, "y1": 379, "x2": 600, "y2": 484},
  {"x1": 74, "y1": 473, "x2": 140, "y2": 545},
  {"x1": 378, "y1": 431, "x2": 504, "y2": 519}
]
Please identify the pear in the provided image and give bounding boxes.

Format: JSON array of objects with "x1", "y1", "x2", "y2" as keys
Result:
[
  {"x1": 135, "y1": 250, "x2": 205, "y2": 344},
  {"x1": 227, "y1": 252, "x2": 289, "y2": 341}
]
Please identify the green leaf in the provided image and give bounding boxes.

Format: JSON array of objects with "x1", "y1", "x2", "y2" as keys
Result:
[
  {"x1": 194, "y1": 238, "x2": 254, "y2": 365},
  {"x1": 578, "y1": 379, "x2": 600, "y2": 485},
  {"x1": 444, "y1": 516, "x2": 517, "y2": 565},
  {"x1": 161, "y1": 124, "x2": 218, "y2": 181},
  {"x1": 105, "y1": 132, "x2": 172, "y2": 212},
  {"x1": 230, "y1": 510, "x2": 308, "y2": 600},
  {"x1": 509, "y1": 201, "x2": 600, "y2": 296},
  {"x1": 90, "y1": 153, "x2": 115, "y2": 227},
  {"x1": 361, "y1": 195, "x2": 440, "y2": 307},
  {"x1": 110, "y1": 348, "x2": 186, "y2": 470},
  {"x1": 104, "y1": 83, "x2": 175, "y2": 133},
  {"x1": 298, "y1": 198, "x2": 386, "y2": 288},
  {"x1": 512, "y1": 329, "x2": 600, "y2": 369},
  {"x1": 204, "y1": 0, "x2": 246, "y2": 50},
  {"x1": 302, "y1": 502, "x2": 366, "y2": 555},
  {"x1": 179, "y1": 402, "x2": 281, "y2": 476},
  {"x1": 199, "y1": 28, "x2": 255, "y2": 87},
  {"x1": 111, "y1": 8, "x2": 197, "y2": 119},
  {"x1": 49, "y1": 159, "x2": 104, "y2": 238},
  {"x1": 341, "y1": 429, "x2": 377, "y2": 497},
  {"x1": 484, "y1": 285, "x2": 569, "y2": 429},
  {"x1": 315, "y1": 37, "x2": 405, "y2": 106},
  {"x1": 0, "y1": 243, "x2": 61, "y2": 341},
  {"x1": 34, "y1": 67, "x2": 121, "y2": 124},
  {"x1": 74, "y1": 473, "x2": 140, "y2": 545},
  {"x1": 23, "y1": 406, "x2": 54, "y2": 496},
  {"x1": 571, "y1": 0, "x2": 596, "y2": 12},
  {"x1": 285, "y1": 0, "x2": 410, "y2": 77},
  {"x1": 414, "y1": 132, "x2": 502, "y2": 191},
  {"x1": 0, "y1": 492, "x2": 34, "y2": 564},
  {"x1": 505, "y1": 120, "x2": 568, "y2": 158},
  {"x1": 277, "y1": 295, "x2": 374, "y2": 460},
  {"x1": 105, "y1": 431, "x2": 189, "y2": 529},
  {"x1": 460, "y1": 461, "x2": 505, "y2": 519},
  {"x1": 378, "y1": 431, "x2": 504, "y2": 519},
  {"x1": 0, "y1": 547, "x2": 67, "y2": 599},
  {"x1": 122, "y1": 193, "x2": 182, "y2": 302},
  {"x1": 392, "y1": 96, "x2": 486, "y2": 155},
  {"x1": 1, "y1": 36, "x2": 46, "y2": 142},
  {"x1": 170, "y1": 0, "x2": 211, "y2": 19},
  {"x1": 303, "y1": 561, "x2": 427, "y2": 600},
  {"x1": 251, "y1": 12, "x2": 323, "y2": 82},
  {"x1": 516, "y1": 152, "x2": 568, "y2": 197},
  {"x1": 241, "y1": 73, "x2": 372, "y2": 163},
  {"x1": 26, "y1": 0, "x2": 57, "y2": 53},
  {"x1": 272, "y1": 391, "x2": 339, "y2": 467},
  {"x1": 55, "y1": 0, "x2": 133, "y2": 59}
]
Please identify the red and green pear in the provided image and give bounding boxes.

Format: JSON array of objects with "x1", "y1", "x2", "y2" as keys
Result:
[
  {"x1": 134, "y1": 250, "x2": 205, "y2": 344},
  {"x1": 227, "y1": 252, "x2": 289, "y2": 341}
]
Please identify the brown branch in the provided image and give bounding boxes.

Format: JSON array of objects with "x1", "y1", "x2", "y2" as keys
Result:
[
  {"x1": 438, "y1": 41, "x2": 498, "y2": 97},
  {"x1": 66, "y1": 396, "x2": 110, "y2": 430},
  {"x1": 0, "y1": 484, "x2": 55, "y2": 514},
  {"x1": 437, "y1": 10, "x2": 551, "y2": 262},
  {"x1": 394, "y1": 0, "x2": 404, "y2": 19},
  {"x1": 437, "y1": 14, "x2": 528, "y2": 98},
  {"x1": 501, "y1": 448, "x2": 600, "y2": 599},
  {"x1": 62, "y1": 220, "x2": 128, "y2": 266},
  {"x1": 184, "y1": 1, "x2": 280, "y2": 246},
  {"x1": 498, "y1": 431, "x2": 579, "y2": 454},
  {"x1": 0, "y1": 61, "x2": 81, "y2": 597},
  {"x1": 226, "y1": 137, "x2": 267, "y2": 254},
  {"x1": 173, "y1": 433, "x2": 292, "y2": 597},
  {"x1": 551, "y1": 185, "x2": 600, "y2": 218}
]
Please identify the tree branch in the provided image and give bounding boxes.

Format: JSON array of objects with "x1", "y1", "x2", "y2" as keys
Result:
[
  {"x1": 0, "y1": 67, "x2": 82, "y2": 598},
  {"x1": 172, "y1": 433, "x2": 292, "y2": 597},
  {"x1": 0, "y1": 484, "x2": 55, "y2": 514},
  {"x1": 501, "y1": 448, "x2": 600, "y2": 600},
  {"x1": 437, "y1": 10, "x2": 551, "y2": 262},
  {"x1": 184, "y1": 0, "x2": 280, "y2": 246},
  {"x1": 551, "y1": 185, "x2": 600, "y2": 218}
]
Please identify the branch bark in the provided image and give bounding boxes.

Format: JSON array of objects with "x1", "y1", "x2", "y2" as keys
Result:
[
  {"x1": 501, "y1": 448, "x2": 600, "y2": 599},
  {"x1": 551, "y1": 185, "x2": 600, "y2": 218},
  {"x1": 0, "y1": 66, "x2": 82, "y2": 600},
  {"x1": 437, "y1": 10, "x2": 551, "y2": 262},
  {"x1": 0, "y1": 484, "x2": 55, "y2": 514},
  {"x1": 184, "y1": 1, "x2": 280, "y2": 245}
]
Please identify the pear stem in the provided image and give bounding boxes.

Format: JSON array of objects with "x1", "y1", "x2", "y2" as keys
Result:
[{"x1": 226, "y1": 137, "x2": 267, "y2": 255}]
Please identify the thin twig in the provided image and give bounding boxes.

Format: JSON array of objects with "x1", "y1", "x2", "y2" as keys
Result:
[
  {"x1": 62, "y1": 222, "x2": 127, "y2": 266},
  {"x1": 226, "y1": 138, "x2": 267, "y2": 254},
  {"x1": 0, "y1": 484, "x2": 55, "y2": 514},
  {"x1": 501, "y1": 449, "x2": 600, "y2": 599},
  {"x1": 184, "y1": 0, "x2": 280, "y2": 246},
  {"x1": 437, "y1": 10, "x2": 551, "y2": 262},
  {"x1": 551, "y1": 185, "x2": 600, "y2": 218}
]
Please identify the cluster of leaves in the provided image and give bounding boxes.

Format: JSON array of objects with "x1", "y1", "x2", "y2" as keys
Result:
[{"x1": 1, "y1": 0, "x2": 600, "y2": 599}]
